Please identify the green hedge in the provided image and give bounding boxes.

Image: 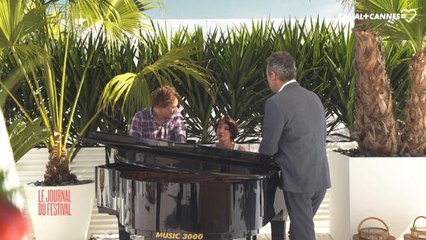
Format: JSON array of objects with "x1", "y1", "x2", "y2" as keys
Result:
[{"x1": 0, "y1": 18, "x2": 412, "y2": 144}]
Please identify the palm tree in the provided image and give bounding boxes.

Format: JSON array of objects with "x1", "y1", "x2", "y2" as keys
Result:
[
  {"x1": 355, "y1": 0, "x2": 426, "y2": 155},
  {"x1": 0, "y1": 0, "x2": 52, "y2": 160},
  {"x1": 339, "y1": 0, "x2": 399, "y2": 156},
  {"x1": 0, "y1": 0, "x2": 211, "y2": 185},
  {"x1": 353, "y1": 30, "x2": 399, "y2": 156},
  {"x1": 0, "y1": 0, "x2": 148, "y2": 185}
]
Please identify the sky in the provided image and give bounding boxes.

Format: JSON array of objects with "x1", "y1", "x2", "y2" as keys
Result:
[{"x1": 146, "y1": 0, "x2": 354, "y2": 20}]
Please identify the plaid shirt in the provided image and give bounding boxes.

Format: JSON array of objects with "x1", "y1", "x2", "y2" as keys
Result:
[{"x1": 129, "y1": 108, "x2": 186, "y2": 143}]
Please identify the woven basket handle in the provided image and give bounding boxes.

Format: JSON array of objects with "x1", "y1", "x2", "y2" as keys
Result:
[
  {"x1": 413, "y1": 216, "x2": 426, "y2": 228},
  {"x1": 358, "y1": 217, "x2": 389, "y2": 232}
]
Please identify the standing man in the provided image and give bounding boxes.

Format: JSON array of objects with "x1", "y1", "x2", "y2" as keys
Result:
[
  {"x1": 259, "y1": 51, "x2": 331, "y2": 240},
  {"x1": 129, "y1": 85, "x2": 186, "y2": 143}
]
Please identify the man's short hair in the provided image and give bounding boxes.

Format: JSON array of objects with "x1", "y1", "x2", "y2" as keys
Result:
[
  {"x1": 151, "y1": 85, "x2": 180, "y2": 108},
  {"x1": 266, "y1": 51, "x2": 296, "y2": 81}
]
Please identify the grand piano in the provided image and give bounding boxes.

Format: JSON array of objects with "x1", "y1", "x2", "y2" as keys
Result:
[{"x1": 85, "y1": 132, "x2": 286, "y2": 240}]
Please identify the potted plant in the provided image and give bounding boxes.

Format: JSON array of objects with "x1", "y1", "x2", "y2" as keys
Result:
[
  {"x1": 329, "y1": 0, "x2": 426, "y2": 239},
  {"x1": 0, "y1": 0, "x2": 212, "y2": 239}
]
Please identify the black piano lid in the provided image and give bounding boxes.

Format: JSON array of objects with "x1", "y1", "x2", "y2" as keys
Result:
[{"x1": 82, "y1": 131, "x2": 278, "y2": 176}]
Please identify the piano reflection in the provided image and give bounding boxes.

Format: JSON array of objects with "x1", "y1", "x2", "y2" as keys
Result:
[{"x1": 84, "y1": 132, "x2": 286, "y2": 240}]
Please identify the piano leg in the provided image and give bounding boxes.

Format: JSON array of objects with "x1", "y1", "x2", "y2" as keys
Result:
[
  {"x1": 117, "y1": 216, "x2": 131, "y2": 240},
  {"x1": 246, "y1": 236, "x2": 257, "y2": 240},
  {"x1": 271, "y1": 212, "x2": 286, "y2": 240}
]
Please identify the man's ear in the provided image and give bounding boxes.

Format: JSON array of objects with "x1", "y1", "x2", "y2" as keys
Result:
[{"x1": 271, "y1": 71, "x2": 278, "y2": 81}]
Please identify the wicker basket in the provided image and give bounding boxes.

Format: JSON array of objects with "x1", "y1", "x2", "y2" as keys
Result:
[
  {"x1": 353, "y1": 217, "x2": 390, "y2": 240},
  {"x1": 404, "y1": 234, "x2": 425, "y2": 240},
  {"x1": 410, "y1": 216, "x2": 426, "y2": 239}
]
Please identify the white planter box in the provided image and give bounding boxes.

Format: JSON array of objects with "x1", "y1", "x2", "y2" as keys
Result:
[
  {"x1": 16, "y1": 148, "x2": 118, "y2": 239},
  {"x1": 25, "y1": 182, "x2": 95, "y2": 240},
  {"x1": 328, "y1": 150, "x2": 426, "y2": 240}
]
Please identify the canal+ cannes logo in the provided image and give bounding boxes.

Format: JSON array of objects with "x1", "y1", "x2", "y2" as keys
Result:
[
  {"x1": 343, "y1": 8, "x2": 417, "y2": 23},
  {"x1": 401, "y1": 8, "x2": 417, "y2": 22}
]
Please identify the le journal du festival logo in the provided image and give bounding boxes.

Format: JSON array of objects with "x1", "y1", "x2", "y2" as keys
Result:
[{"x1": 38, "y1": 189, "x2": 72, "y2": 216}]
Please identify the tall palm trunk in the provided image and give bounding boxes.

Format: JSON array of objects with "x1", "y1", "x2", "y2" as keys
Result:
[
  {"x1": 404, "y1": 48, "x2": 426, "y2": 156},
  {"x1": 353, "y1": 30, "x2": 399, "y2": 156}
]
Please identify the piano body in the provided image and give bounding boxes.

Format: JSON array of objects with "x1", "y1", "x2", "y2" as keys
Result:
[{"x1": 85, "y1": 132, "x2": 286, "y2": 240}]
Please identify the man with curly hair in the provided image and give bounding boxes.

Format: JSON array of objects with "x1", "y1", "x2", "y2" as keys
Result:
[{"x1": 129, "y1": 85, "x2": 186, "y2": 143}]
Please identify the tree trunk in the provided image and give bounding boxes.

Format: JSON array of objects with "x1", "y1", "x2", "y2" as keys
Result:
[
  {"x1": 44, "y1": 147, "x2": 76, "y2": 186},
  {"x1": 353, "y1": 30, "x2": 399, "y2": 156},
  {"x1": 403, "y1": 48, "x2": 426, "y2": 156}
]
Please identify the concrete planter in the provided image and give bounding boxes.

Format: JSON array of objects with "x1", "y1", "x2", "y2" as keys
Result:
[{"x1": 328, "y1": 150, "x2": 426, "y2": 240}]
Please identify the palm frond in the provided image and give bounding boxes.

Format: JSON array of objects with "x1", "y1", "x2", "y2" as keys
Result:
[
  {"x1": 357, "y1": 0, "x2": 426, "y2": 52},
  {"x1": 0, "y1": 0, "x2": 47, "y2": 49},
  {"x1": 8, "y1": 118, "x2": 48, "y2": 161},
  {"x1": 99, "y1": 44, "x2": 213, "y2": 120}
]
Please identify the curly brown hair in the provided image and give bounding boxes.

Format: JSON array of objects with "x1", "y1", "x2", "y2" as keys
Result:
[
  {"x1": 151, "y1": 86, "x2": 181, "y2": 108},
  {"x1": 214, "y1": 115, "x2": 239, "y2": 141}
]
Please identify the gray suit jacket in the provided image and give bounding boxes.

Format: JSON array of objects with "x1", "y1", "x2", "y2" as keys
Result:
[{"x1": 259, "y1": 82, "x2": 331, "y2": 193}]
